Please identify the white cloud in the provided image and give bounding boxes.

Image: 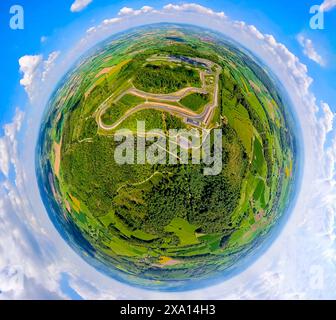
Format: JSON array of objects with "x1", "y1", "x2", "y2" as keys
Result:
[
  {"x1": 5, "y1": 2, "x2": 336, "y2": 299},
  {"x1": 18, "y1": 55, "x2": 43, "y2": 100},
  {"x1": 102, "y1": 18, "x2": 122, "y2": 26},
  {"x1": 297, "y1": 34, "x2": 325, "y2": 66},
  {"x1": 320, "y1": 0, "x2": 336, "y2": 11},
  {"x1": 0, "y1": 140, "x2": 10, "y2": 177},
  {"x1": 19, "y1": 52, "x2": 61, "y2": 100},
  {"x1": 118, "y1": 6, "x2": 155, "y2": 16},
  {"x1": 42, "y1": 51, "x2": 60, "y2": 82},
  {"x1": 320, "y1": 102, "x2": 334, "y2": 137},
  {"x1": 163, "y1": 3, "x2": 226, "y2": 18},
  {"x1": 70, "y1": 0, "x2": 92, "y2": 13},
  {"x1": 0, "y1": 109, "x2": 24, "y2": 178}
]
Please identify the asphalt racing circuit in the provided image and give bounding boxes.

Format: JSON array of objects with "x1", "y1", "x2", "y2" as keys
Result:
[{"x1": 97, "y1": 56, "x2": 222, "y2": 131}]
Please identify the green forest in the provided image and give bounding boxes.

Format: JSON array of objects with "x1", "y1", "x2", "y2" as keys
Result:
[{"x1": 133, "y1": 63, "x2": 201, "y2": 94}]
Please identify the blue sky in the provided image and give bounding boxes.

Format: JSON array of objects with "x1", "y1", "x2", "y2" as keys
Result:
[
  {"x1": 0, "y1": 0, "x2": 335, "y2": 130},
  {"x1": 1, "y1": 0, "x2": 336, "y2": 299}
]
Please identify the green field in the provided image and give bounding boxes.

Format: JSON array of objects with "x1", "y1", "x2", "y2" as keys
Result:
[
  {"x1": 180, "y1": 93, "x2": 210, "y2": 111},
  {"x1": 101, "y1": 94, "x2": 145, "y2": 125}
]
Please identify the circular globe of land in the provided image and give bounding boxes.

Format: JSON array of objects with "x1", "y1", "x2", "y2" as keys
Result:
[{"x1": 36, "y1": 24, "x2": 298, "y2": 289}]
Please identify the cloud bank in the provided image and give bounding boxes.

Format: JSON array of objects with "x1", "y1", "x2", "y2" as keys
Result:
[{"x1": 1, "y1": 2, "x2": 336, "y2": 299}]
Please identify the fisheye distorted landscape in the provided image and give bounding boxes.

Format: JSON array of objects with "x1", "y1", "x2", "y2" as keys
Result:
[{"x1": 36, "y1": 24, "x2": 297, "y2": 289}]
